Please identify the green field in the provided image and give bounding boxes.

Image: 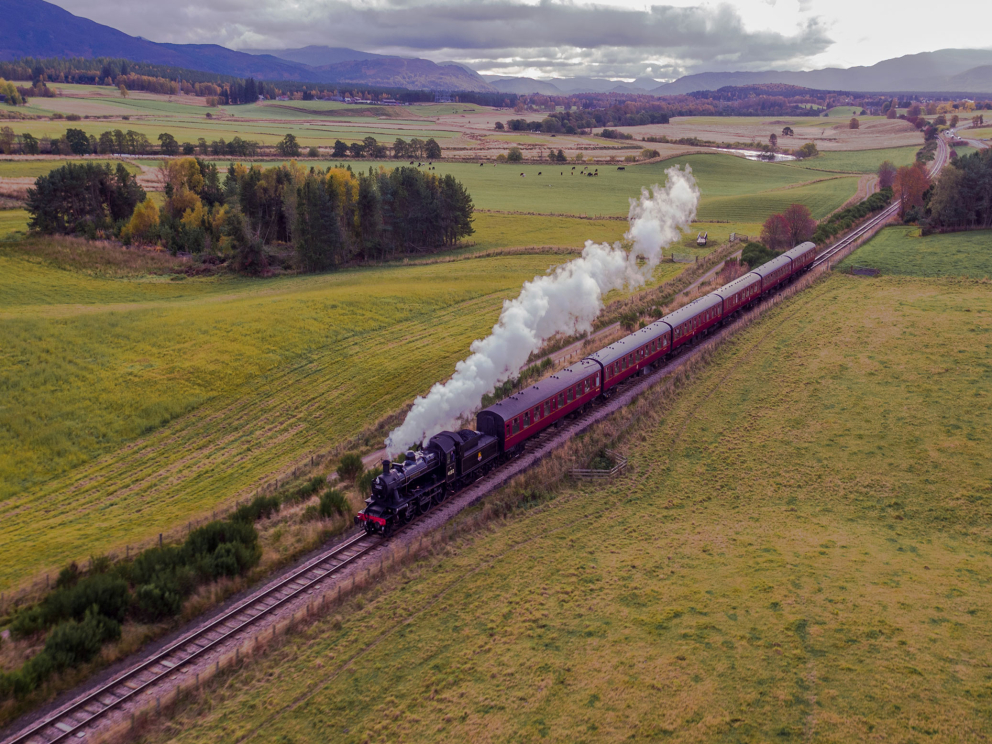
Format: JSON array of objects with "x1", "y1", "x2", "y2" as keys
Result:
[
  {"x1": 0, "y1": 159, "x2": 140, "y2": 178},
  {"x1": 952, "y1": 146, "x2": 981, "y2": 160},
  {"x1": 839, "y1": 226, "x2": 992, "y2": 278},
  {"x1": 0, "y1": 209, "x2": 29, "y2": 240},
  {"x1": 788, "y1": 146, "x2": 919, "y2": 174},
  {"x1": 137, "y1": 262, "x2": 992, "y2": 744},
  {"x1": 184, "y1": 153, "x2": 857, "y2": 221}
]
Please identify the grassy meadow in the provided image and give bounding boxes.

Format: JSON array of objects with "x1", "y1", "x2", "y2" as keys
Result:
[
  {"x1": 0, "y1": 159, "x2": 141, "y2": 178},
  {"x1": 137, "y1": 245, "x2": 992, "y2": 744},
  {"x1": 0, "y1": 209, "x2": 29, "y2": 240},
  {"x1": 789, "y1": 145, "x2": 919, "y2": 174},
  {"x1": 839, "y1": 227, "x2": 992, "y2": 278},
  {"x1": 177, "y1": 153, "x2": 859, "y2": 221}
]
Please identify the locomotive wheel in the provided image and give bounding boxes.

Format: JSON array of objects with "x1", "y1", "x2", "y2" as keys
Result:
[{"x1": 435, "y1": 489, "x2": 448, "y2": 505}]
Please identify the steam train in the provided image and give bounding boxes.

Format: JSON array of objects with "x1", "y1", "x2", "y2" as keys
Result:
[{"x1": 356, "y1": 242, "x2": 816, "y2": 536}]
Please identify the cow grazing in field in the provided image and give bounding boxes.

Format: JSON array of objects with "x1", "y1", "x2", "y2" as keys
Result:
[
  {"x1": 538, "y1": 172, "x2": 542, "y2": 175},
  {"x1": 617, "y1": 166, "x2": 625, "y2": 170},
  {"x1": 520, "y1": 173, "x2": 525, "y2": 177},
  {"x1": 571, "y1": 166, "x2": 576, "y2": 170}
]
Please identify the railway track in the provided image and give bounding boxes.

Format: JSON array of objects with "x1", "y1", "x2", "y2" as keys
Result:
[
  {"x1": 3, "y1": 533, "x2": 380, "y2": 744},
  {"x1": 812, "y1": 135, "x2": 950, "y2": 270}
]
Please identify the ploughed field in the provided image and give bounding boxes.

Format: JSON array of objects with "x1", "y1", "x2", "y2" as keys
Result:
[{"x1": 137, "y1": 232, "x2": 992, "y2": 743}]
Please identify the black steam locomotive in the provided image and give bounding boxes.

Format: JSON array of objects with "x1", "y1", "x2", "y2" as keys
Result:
[{"x1": 355, "y1": 429, "x2": 501, "y2": 536}]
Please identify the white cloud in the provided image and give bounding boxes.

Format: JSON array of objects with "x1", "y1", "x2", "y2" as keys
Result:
[{"x1": 51, "y1": 0, "x2": 992, "y2": 80}]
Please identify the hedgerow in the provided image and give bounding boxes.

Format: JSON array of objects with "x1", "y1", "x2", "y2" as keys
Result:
[
  {"x1": 813, "y1": 187, "x2": 893, "y2": 244},
  {"x1": 2, "y1": 513, "x2": 264, "y2": 700}
]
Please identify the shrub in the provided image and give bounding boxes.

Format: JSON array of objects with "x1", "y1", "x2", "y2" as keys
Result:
[
  {"x1": 231, "y1": 494, "x2": 281, "y2": 523},
  {"x1": 301, "y1": 504, "x2": 321, "y2": 522},
  {"x1": 282, "y1": 475, "x2": 326, "y2": 505},
  {"x1": 319, "y1": 489, "x2": 350, "y2": 519},
  {"x1": 356, "y1": 470, "x2": 376, "y2": 498},
  {"x1": 128, "y1": 545, "x2": 186, "y2": 586},
  {"x1": 65, "y1": 113, "x2": 81, "y2": 122},
  {"x1": 13, "y1": 651, "x2": 54, "y2": 696},
  {"x1": 185, "y1": 520, "x2": 258, "y2": 560},
  {"x1": 10, "y1": 573, "x2": 134, "y2": 637},
  {"x1": 56, "y1": 562, "x2": 80, "y2": 589},
  {"x1": 619, "y1": 310, "x2": 639, "y2": 331},
  {"x1": 44, "y1": 606, "x2": 121, "y2": 670},
  {"x1": 307, "y1": 146, "x2": 319, "y2": 157},
  {"x1": 336, "y1": 453, "x2": 364, "y2": 482},
  {"x1": 507, "y1": 147, "x2": 523, "y2": 163},
  {"x1": 134, "y1": 582, "x2": 184, "y2": 621},
  {"x1": 741, "y1": 242, "x2": 777, "y2": 268}
]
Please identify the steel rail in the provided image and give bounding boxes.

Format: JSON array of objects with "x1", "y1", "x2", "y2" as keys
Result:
[{"x1": 4, "y1": 532, "x2": 378, "y2": 744}]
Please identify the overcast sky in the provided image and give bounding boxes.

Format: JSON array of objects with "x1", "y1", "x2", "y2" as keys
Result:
[{"x1": 56, "y1": 0, "x2": 992, "y2": 81}]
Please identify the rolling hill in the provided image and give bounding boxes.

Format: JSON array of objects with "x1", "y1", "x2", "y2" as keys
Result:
[{"x1": 0, "y1": 0, "x2": 495, "y2": 91}]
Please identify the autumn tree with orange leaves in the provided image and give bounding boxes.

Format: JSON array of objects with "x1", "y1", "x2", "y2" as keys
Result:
[{"x1": 894, "y1": 162, "x2": 931, "y2": 220}]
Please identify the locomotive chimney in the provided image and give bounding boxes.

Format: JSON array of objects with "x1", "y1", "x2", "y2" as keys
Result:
[{"x1": 382, "y1": 460, "x2": 390, "y2": 477}]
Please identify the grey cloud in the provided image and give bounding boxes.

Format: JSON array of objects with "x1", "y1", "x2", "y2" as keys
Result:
[{"x1": 56, "y1": 0, "x2": 833, "y2": 79}]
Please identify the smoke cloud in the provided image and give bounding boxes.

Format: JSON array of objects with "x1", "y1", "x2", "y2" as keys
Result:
[{"x1": 385, "y1": 165, "x2": 699, "y2": 455}]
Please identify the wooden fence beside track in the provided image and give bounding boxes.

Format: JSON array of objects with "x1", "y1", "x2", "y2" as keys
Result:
[{"x1": 571, "y1": 450, "x2": 628, "y2": 480}]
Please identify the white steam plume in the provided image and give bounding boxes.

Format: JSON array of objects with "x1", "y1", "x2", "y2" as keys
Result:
[{"x1": 385, "y1": 165, "x2": 699, "y2": 455}]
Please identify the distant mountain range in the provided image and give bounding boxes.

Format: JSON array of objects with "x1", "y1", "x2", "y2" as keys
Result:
[
  {"x1": 650, "y1": 50, "x2": 992, "y2": 95},
  {"x1": 2, "y1": 0, "x2": 991, "y2": 95},
  {"x1": 0, "y1": 0, "x2": 496, "y2": 91},
  {"x1": 485, "y1": 50, "x2": 992, "y2": 96},
  {"x1": 483, "y1": 76, "x2": 662, "y2": 95}
]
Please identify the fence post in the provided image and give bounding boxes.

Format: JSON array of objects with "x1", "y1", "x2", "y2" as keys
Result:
[{"x1": 159, "y1": 533, "x2": 163, "y2": 547}]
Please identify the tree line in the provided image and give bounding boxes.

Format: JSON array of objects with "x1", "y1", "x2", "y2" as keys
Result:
[
  {"x1": 924, "y1": 149, "x2": 992, "y2": 230},
  {"x1": 26, "y1": 158, "x2": 474, "y2": 273},
  {"x1": 0, "y1": 125, "x2": 442, "y2": 161}
]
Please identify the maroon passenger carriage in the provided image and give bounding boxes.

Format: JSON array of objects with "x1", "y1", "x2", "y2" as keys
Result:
[
  {"x1": 587, "y1": 320, "x2": 672, "y2": 394},
  {"x1": 477, "y1": 358, "x2": 601, "y2": 453}
]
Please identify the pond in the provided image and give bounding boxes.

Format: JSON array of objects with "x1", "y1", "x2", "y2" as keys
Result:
[{"x1": 716, "y1": 148, "x2": 797, "y2": 162}]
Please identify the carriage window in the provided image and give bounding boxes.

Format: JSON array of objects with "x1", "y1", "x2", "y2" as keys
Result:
[
  {"x1": 523, "y1": 411, "x2": 530, "y2": 427},
  {"x1": 568, "y1": 387, "x2": 574, "y2": 402},
  {"x1": 512, "y1": 418, "x2": 520, "y2": 434},
  {"x1": 544, "y1": 401, "x2": 551, "y2": 416},
  {"x1": 535, "y1": 406, "x2": 541, "y2": 420},
  {"x1": 595, "y1": 373, "x2": 600, "y2": 386},
  {"x1": 559, "y1": 392, "x2": 565, "y2": 406},
  {"x1": 506, "y1": 423, "x2": 512, "y2": 436}
]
